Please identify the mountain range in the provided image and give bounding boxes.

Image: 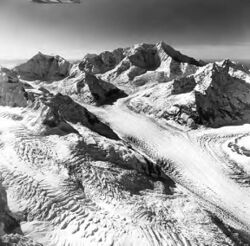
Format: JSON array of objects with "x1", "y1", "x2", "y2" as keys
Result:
[{"x1": 0, "y1": 42, "x2": 250, "y2": 246}]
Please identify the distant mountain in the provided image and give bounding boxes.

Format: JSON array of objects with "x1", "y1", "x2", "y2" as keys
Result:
[{"x1": 14, "y1": 52, "x2": 72, "y2": 81}]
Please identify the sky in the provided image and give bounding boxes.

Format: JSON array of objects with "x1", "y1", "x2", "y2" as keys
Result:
[{"x1": 0, "y1": 0, "x2": 249, "y2": 61}]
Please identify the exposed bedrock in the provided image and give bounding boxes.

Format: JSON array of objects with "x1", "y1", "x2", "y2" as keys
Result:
[
  {"x1": 195, "y1": 62, "x2": 250, "y2": 127},
  {"x1": 84, "y1": 73, "x2": 127, "y2": 105},
  {"x1": 0, "y1": 67, "x2": 28, "y2": 107},
  {"x1": 79, "y1": 48, "x2": 125, "y2": 74},
  {"x1": 0, "y1": 181, "x2": 21, "y2": 236}
]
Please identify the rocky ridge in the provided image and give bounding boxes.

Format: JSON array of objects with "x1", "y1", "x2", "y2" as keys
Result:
[{"x1": 0, "y1": 67, "x2": 28, "y2": 107}]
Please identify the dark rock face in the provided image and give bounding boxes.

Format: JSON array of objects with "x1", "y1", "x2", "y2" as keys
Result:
[
  {"x1": 126, "y1": 43, "x2": 161, "y2": 70},
  {"x1": 0, "y1": 67, "x2": 28, "y2": 107},
  {"x1": 171, "y1": 76, "x2": 196, "y2": 94},
  {"x1": 14, "y1": 53, "x2": 72, "y2": 81},
  {"x1": 157, "y1": 42, "x2": 205, "y2": 67},
  {"x1": 0, "y1": 185, "x2": 19, "y2": 235},
  {"x1": 194, "y1": 64, "x2": 250, "y2": 127},
  {"x1": 0, "y1": 204, "x2": 42, "y2": 246},
  {"x1": 79, "y1": 48, "x2": 125, "y2": 74},
  {"x1": 84, "y1": 73, "x2": 127, "y2": 105}
]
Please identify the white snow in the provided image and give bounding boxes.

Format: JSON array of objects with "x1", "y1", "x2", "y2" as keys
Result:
[{"x1": 89, "y1": 99, "x2": 250, "y2": 228}]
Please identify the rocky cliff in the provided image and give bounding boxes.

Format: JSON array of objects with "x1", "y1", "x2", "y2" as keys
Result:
[{"x1": 0, "y1": 67, "x2": 28, "y2": 107}]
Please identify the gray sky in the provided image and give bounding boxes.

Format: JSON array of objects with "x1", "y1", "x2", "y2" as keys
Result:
[{"x1": 0, "y1": 0, "x2": 249, "y2": 60}]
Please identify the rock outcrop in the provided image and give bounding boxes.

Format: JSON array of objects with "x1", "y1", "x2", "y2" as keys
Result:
[
  {"x1": 84, "y1": 73, "x2": 127, "y2": 105},
  {"x1": 0, "y1": 181, "x2": 41, "y2": 245},
  {"x1": 0, "y1": 181, "x2": 21, "y2": 237},
  {"x1": 14, "y1": 53, "x2": 72, "y2": 81},
  {"x1": 0, "y1": 67, "x2": 28, "y2": 107},
  {"x1": 195, "y1": 62, "x2": 250, "y2": 127},
  {"x1": 79, "y1": 48, "x2": 125, "y2": 74}
]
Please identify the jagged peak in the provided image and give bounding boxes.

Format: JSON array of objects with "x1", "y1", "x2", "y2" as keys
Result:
[
  {"x1": 197, "y1": 62, "x2": 222, "y2": 73},
  {"x1": 216, "y1": 59, "x2": 249, "y2": 73},
  {"x1": 193, "y1": 62, "x2": 227, "y2": 87},
  {"x1": 157, "y1": 41, "x2": 205, "y2": 67}
]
